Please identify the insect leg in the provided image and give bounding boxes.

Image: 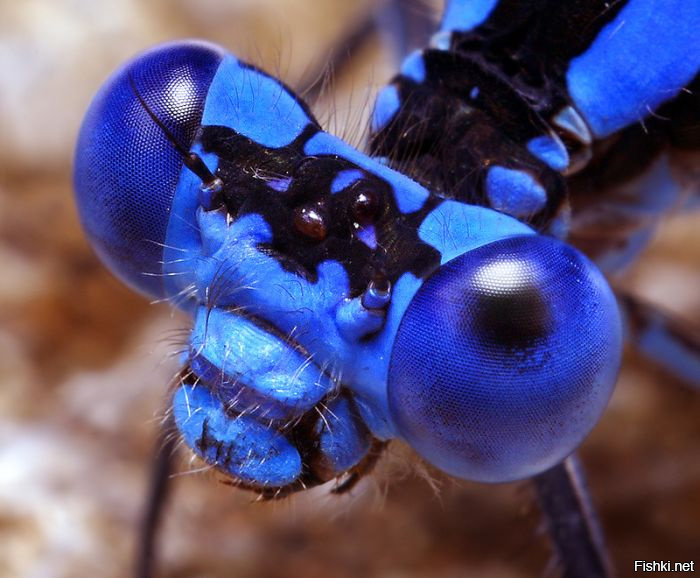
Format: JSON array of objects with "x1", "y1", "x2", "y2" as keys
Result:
[
  {"x1": 135, "y1": 415, "x2": 178, "y2": 578},
  {"x1": 534, "y1": 455, "x2": 612, "y2": 578},
  {"x1": 617, "y1": 292, "x2": 700, "y2": 388}
]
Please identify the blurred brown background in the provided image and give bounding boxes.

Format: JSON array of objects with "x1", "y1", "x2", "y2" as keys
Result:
[{"x1": 0, "y1": 1, "x2": 698, "y2": 577}]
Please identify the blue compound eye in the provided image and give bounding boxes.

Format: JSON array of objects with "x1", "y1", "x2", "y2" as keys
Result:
[
  {"x1": 74, "y1": 41, "x2": 225, "y2": 297},
  {"x1": 388, "y1": 235, "x2": 622, "y2": 483}
]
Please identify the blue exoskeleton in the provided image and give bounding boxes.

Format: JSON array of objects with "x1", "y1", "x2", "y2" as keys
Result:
[
  {"x1": 74, "y1": 39, "x2": 623, "y2": 492},
  {"x1": 73, "y1": 0, "x2": 697, "y2": 505},
  {"x1": 369, "y1": 0, "x2": 700, "y2": 387}
]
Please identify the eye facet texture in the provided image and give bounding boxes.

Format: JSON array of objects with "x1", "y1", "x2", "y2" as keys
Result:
[
  {"x1": 74, "y1": 41, "x2": 224, "y2": 297},
  {"x1": 388, "y1": 234, "x2": 622, "y2": 482}
]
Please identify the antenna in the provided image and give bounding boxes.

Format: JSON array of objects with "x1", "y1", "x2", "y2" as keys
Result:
[{"x1": 127, "y1": 73, "x2": 224, "y2": 195}]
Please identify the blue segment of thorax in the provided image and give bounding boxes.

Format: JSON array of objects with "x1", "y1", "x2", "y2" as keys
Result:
[
  {"x1": 526, "y1": 136, "x2": 570, "y2": 172},
  {"x1": 567, "y1": 0, "x2": 700, "y2": 138},
  {"x1": 484, "y1": 167, "x2": 548, "y2": 219},
  {"x1": 440, "y1": 0, "x2": 499, "y2": 33}
]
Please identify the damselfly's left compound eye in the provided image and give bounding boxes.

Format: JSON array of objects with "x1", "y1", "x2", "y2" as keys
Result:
[
  {"x1": 388, "y1": 235, "x2": 623, "y2": 483},
  {"x1": 74, "y1": 41, "x2": 225, "y2": 297}
]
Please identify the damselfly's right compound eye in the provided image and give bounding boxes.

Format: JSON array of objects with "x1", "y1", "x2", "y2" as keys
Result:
[
  {"x1": 74, "y1": 41, "x2": 225, "y2": 297},
  {"x1": 388, "y1": 235, "x2": 623, "y2": 483}
]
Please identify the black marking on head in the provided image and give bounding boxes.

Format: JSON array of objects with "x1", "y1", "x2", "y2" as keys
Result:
[
  {"x1": 195, "y1": 418, "x2": 227, "y2": 465},
  {"x1": 198, "y1": 125, "x2": 441, "y2": 296}
]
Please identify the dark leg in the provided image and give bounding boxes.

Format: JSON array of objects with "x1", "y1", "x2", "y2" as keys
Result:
[
  {"x1": 533, "y1": 455, "x2": 612, "y2": 578},
  {"x1": 135, "y1": 416, "x2": 178, "y2": 578},
  {"x1": 617, "y1": 291, "x2": 700, "y2": 388}
]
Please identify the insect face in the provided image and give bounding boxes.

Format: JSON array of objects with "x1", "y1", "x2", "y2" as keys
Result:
[{"x1": 74, "y1": 39, "x2": 623, "y2": 492}]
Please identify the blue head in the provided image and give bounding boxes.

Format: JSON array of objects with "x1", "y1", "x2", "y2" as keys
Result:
[{"x1": 74, "y1": 40, "x2": 622, "y2": 490}]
